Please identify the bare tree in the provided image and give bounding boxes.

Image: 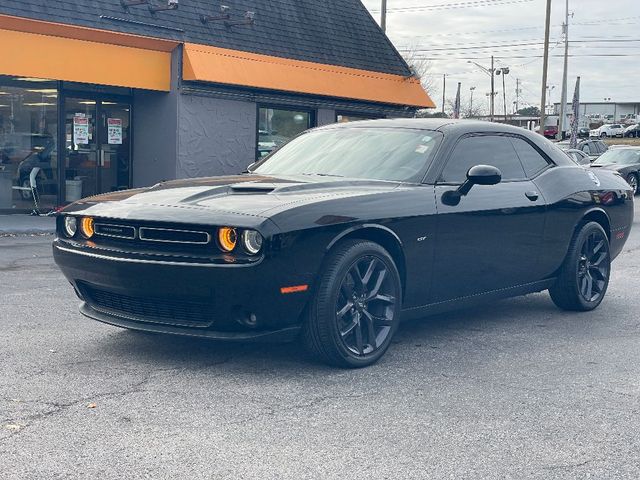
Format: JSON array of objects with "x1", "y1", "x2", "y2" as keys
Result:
[{"x1": 401, "y1": 46, "x2": 437, "y2": 101}]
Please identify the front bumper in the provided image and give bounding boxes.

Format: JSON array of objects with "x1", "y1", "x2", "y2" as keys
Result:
[{"x1": 53, "y1": 239, "x2": 313, "y2": 341}]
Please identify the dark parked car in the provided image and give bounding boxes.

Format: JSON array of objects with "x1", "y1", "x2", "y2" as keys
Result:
[
  {"x1": 578, "y1": 127, "x2": 590, "y2": 139},
  {"x1": 53, "y1": 120, "x2": 634, "y2": 368},
  {"x1": 565, "y1": 148, "x2": 591, "y2": 166},
  {"x1": 556, "y1": 139, "x2": 608, "y2": 161},
  {"x1": 624, "y1": 124, "x2": 640, "y2": 138},
  {"x1": 591, "y1": 147, "x2": 640, "y2": 195}
]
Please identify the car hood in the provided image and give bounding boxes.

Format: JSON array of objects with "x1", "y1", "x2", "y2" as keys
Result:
[
  {"x1": 63, "y1": 174, "x2": 401, "y2": 223},
  {"x1": 590, "y1": 164, "x2": 625, "y2": 171}
]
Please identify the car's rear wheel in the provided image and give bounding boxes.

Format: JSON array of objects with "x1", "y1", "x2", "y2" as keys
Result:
[
  {"x1": 549, "y1": 222, "x2": 610, "y2": 311},
  {"x1": 626, "y1": 173, "x2": 638, "y2": 195},
  {"x1": 302, "y1": 240, "x2": 401, "y2": 368}
]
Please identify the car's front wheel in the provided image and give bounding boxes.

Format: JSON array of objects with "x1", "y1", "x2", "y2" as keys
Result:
[
  {"x1": 302, "y1": 239, "x2": 402, "y2": 368},
  {"x1": 549, "y1": 222, "x2": 611, "y2": 311}
]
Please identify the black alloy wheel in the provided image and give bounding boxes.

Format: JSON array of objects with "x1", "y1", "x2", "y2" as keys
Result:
[
  {"x1": 626, "y1": 174, "x2": 638, "y2": 195},
  {"x1": 336, "y1": 255, "x2": 396, "y2": 356},
  {"x1": 549, "y1": 222, "x2": 611, "y2": 311},
  {"x1": 302, "y1": 240, "x2": 402, "y2": 368}
]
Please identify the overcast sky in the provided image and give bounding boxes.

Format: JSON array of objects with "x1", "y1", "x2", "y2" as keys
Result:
[{"x1": 361, "y1": 0, "x2": 638, "y2": 114}]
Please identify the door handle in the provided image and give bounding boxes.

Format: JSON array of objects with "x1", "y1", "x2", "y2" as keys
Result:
[{"x1": 525, "y1": 191, "x2": 539, "y2": 201}]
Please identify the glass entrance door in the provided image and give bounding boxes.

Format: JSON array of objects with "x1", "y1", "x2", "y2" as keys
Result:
[{"x1": 64, "y1": 97, "x2": 130, "y2": 202}]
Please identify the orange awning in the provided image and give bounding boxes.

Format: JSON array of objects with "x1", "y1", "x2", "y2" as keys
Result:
[
  {"x1": 0, "y1": 26, "x2": 172, "y2": 91},
  {"x1": 183, "y1": 43, "x2": 435, "y2": 108}
]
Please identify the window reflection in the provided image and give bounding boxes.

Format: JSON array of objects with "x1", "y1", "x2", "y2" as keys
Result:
[
  {"x1": 257, "y1": 107, "x2": 311, "y2": 159},
  {"x1": 0, "y1": 76, "x2": 58, "y2": 211}
]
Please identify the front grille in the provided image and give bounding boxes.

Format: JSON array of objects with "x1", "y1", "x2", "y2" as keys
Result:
[
  {"x1": 94, "y1": 223, "x2": 136, "y2": 240},
  {"x1": 81, "y1": 284, "x2": 214, "y2": 328},
  {"x1": 139, "y1": 227, "x2": 211, "y2": 245}
]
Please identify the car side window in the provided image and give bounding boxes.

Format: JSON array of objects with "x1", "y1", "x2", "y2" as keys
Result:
[
  {"x1": 582, "y1": 143, "x2": 591, "y2": 155},
  {"x1": 509, "y1": 137, "x2": 551, "y2": 177},
  {"x1": 596, "y1": 141, "x2": 607, "y2": 154},
  {"x1": 440, "y1": 135, "x2": 527, "y2": 183}
]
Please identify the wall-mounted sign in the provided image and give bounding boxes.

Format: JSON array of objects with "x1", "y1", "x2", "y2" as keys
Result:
[
  {"x1": 73, "y1": 115, "x2": 89, "y2": 145},
  {"x1": 107, "y1": 118, "x2": 123, "y2": 145}
]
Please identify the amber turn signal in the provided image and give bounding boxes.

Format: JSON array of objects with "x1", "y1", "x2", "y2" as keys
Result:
[
  {"x1": 80, "y1": 217, "x2": 95, "y2": 238},
  {"x1": 218, "y1": 227, "x2": 238, "y2": 252}
]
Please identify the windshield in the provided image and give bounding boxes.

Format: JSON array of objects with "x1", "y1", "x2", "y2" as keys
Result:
[
  {"x1": 253, "y1": 127, "x2": 443, "y2": 182},
  {"x1": 593, "y1": 149, "x2": 640, "y2": 165}
]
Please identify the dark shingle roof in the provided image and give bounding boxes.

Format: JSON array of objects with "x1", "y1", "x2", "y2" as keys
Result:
[{"x1": 0, "y1": 0, "x2": 411, "y2": 76}]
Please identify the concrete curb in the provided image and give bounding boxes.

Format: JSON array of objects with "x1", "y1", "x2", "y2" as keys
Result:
[{"x1": 0, "y1": 215, "x2": 56, "y2": 235}]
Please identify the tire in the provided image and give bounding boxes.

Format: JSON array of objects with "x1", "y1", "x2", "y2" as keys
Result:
[
  {"x1": 549, "y1": 222, "x2": 611, "y2": 311},
  {"x1": 302, "y1": 239, "x2": 402, "y2": 368},
  {"x1": 626, "y1": 173, "x2": 638, "y2": 196},
  {"x1": 600, "y1": 132, "x2": 607, "y2": 138},
  {"x1": 19, "y1": 178, "x2": 33, "y2": 200}
]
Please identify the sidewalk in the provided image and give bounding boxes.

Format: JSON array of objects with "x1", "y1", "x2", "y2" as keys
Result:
[{"x1": 0, "y1": 214, "x2": 56, "y2": 235}]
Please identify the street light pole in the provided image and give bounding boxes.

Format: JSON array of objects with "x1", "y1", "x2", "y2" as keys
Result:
[
  {"x1": 497, "y1": 67, "x2": 510, "y2": 122},
  {"x1": 470, "y1": 86, "x2": 476, "y2": 117},
  {"x1": 540, "y1": 0, "x2": 552, "y2": 135},
  {"x1": 490, "y1": 56, "x2": 495, "y2": 122},
  {"x1": 467, "y1": 58, "x2": 495, "y2": 122}
]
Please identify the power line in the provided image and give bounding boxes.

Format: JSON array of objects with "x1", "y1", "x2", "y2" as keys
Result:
[
  {"x1": 370, "y1": 0, "x2": 535, "y2": 13},
  {"x1": 397, "y1": 38, "x2": 640, "y2": 53},
  {"x1": 412, "y1": 53, "x2": 640, "y2": 61}
]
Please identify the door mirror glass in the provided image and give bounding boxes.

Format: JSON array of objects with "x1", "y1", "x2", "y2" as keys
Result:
[{"x1": 467, "y1": 164, "x2": 502, "y2": 186}]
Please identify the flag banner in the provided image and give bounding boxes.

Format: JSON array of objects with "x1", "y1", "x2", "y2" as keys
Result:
[
  {"x1": 569, "y1": 77, "x2": 580, "y2": 149},
  {"x1": 453, "y1": 82, "x2": 461, "y2": 119}
]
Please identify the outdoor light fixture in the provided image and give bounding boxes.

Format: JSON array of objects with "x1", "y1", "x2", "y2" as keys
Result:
[
  {"x1": 201, "y1": 5, "x2": 231, "y2": 24},
  {"x1": 225, "y1": 11, "x2": 256, "y2": 27},
  {"x1": 148, "y1": 0, "x2": 179, "y2": 13}
]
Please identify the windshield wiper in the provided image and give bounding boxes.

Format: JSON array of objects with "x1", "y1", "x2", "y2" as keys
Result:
[{"x1": 300, "y1": 173, "x2": 345, "y2": 178}]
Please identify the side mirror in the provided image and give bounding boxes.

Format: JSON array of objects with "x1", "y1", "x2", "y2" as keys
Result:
[
  {"x1": 466, "y1": 164, "x2": 502, "y2": 186},
  {"x1": 442, "y1": 164, "x2": 502, "y2": 206}
]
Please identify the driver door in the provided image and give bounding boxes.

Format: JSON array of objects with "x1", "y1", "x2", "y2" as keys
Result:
[{"x1": 432, "y1": 134, "x2": 547, "y2": 302}]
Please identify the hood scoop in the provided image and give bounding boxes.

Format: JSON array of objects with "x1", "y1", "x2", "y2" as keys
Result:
[{"x1": 229, "y1": 183, "x2": 277, "y2": 194}]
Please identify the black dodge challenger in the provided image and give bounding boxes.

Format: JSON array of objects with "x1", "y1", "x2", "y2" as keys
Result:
[{"x1": 53, "y1": 120, "x2": 634, "y2": 368}]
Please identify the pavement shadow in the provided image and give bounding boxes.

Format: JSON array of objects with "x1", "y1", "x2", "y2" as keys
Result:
[{"x1": 89, "y1": 292, "x2": 560, "y2": 373}]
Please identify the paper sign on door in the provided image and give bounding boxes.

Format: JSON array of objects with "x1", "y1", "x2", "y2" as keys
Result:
[
  {"x1": 73, "y1": 115, "x2": 89, "y2": 145},
  {"x1": 107, "y1": 118, "x2": 123, "y2": 145}
]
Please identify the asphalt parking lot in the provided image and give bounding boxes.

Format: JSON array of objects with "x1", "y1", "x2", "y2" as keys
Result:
[{"x1": 1, "y1": 205, "x2": 639, "y2": 479}]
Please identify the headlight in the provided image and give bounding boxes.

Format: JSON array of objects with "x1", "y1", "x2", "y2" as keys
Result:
[
  {"x1": 218, "y1": 227, "x2": 238, "y2": 252},
  {"x1": 242, "y1": 230, "x2": 263, "y2": 255},
  {"x1": 63, "y1": 216, "x2": 77, "y2": 238},
  {"x1": 80, "y1": 217, "x2": 95, "y2": 238}
]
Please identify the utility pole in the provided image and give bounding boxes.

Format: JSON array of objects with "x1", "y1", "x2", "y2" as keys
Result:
[
  {"x1": 557, "y1": 0, "x2": 570, "y2": 140},
  {"x1": 381, "y1": 0, "x2": 387, "y2": 33},
  {"x1": 442, "y1": 74, "x2": 447, "y2": 115},
  {"x1": 540, "y1": 0, "x2": 552, "y2": 136},
  {"x1": 490, "y1": 56, "x2": 495, "y2": 122},
  {"x1": 515, "y1": 78, "x2": 521, "y2": 113}
]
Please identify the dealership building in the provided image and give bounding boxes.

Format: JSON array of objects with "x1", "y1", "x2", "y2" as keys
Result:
[{"x1": 0, "y1": 0, "x2": 433, "y2": 212}]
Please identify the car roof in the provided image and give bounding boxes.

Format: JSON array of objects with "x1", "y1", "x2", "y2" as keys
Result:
[{"x1": 318, "y1": 118, "x2": 543, "y2": 137}]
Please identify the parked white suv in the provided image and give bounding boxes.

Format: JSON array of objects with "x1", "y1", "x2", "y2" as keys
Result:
[{"x1": 590, "y1": 124, "x2": 625, "y2": 138}]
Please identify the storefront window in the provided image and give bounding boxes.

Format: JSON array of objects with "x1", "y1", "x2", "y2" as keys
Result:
[
  {"x1": 257, "y1": 107, "x2": 312, "y2": 159},
  {"x1": 0, "y1": 76, "x2": 58, "y2": 212}
]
